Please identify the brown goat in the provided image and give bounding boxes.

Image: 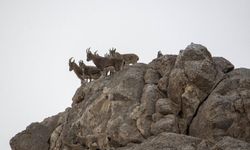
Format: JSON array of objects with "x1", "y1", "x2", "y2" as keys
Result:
[
  {"x1": 78, "y1": 60, "x2": 101, "y2": 81},
  {"x1": 69, "y1": 57, "x2": 85, "y2": 81},
  {"x1": 86, "y1": 48, "x2": 124, "y2": 75},
  {"x1": 109, "y1": 48, "x2": 139, "y2": 65}
]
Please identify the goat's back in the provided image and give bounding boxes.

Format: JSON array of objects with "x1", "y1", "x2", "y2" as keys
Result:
[
  {"x1": 92, "y1": 56, "x2": 115, "y2": 70},
  {"x1": 84, "y1": 66, "x2": 101, "y2": 75},
  {"x1": 122, "y1": 54, "x2": 139, "y2": 63}
]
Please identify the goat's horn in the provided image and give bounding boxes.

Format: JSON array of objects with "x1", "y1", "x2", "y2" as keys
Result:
[
  {"x1": 86, "y1": 47, "x2": 91, "y2": 53},
  {"x1": 69, "y1": 57, "x2": 74, "y2": 63}
]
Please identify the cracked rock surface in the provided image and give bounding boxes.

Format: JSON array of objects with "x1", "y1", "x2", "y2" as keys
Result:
[{"x1": 10, "y1": 43, "x2": 250, "y2": 150}]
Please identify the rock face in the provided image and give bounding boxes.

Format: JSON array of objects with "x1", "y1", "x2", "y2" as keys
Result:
[
  {"x1": 10, "y1": 43, "x2": 250, "y2": 150},
  {"x1": 189, "y1": 68, "x2": 250, "y2": 142},
  {"x1": 10, "y1": 123, "x2": 51, "y2": 150},
  {"x1": 117, "y1": 133, "x2": 250, "y2": 150}
]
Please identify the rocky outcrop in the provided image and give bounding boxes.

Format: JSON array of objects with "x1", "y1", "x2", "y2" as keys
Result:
[
  {"x1": 11, "y1": 43, "x2": 250, "y2": 150},
  {"x1": 168, "y1": 43, "x2": 225, "y2": 134},
  {"x1": 10, "y1": 123, "x2": 51, "y2": 150},
  {"x1": 117, "y1": 133, "x2": 250, "y2": 150},
  {"x1": 189, "y1": 68, "x2": 250, "y2": 142}
]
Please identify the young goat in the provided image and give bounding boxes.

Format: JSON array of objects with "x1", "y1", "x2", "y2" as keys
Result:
[
  {"x1": 109, "y1": 48, "x2": 139, "y2": 65},
  {"x1": 68, "y1": 57, "x2": 85, "y2": 81},
  {"x1": 86, "y1": 48, "x2": 124, "y2": 76},
  {"x1": 78, "y1": 60, "x2": 101, "y2": 81}
]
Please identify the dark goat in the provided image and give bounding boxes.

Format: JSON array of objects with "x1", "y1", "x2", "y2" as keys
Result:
[
  {"x1": 69, "y1": 57, "x2": 84, "y2": 81},
  {"x1": 109, "y1": 48, "x2": 139, "y2": 65},
  {"x1": 79, "y1": 60, "x2": 101, "y2": 81},
  {"x1": 86, "y1": 48, "x2": 124, "y2": 74},
  {"x1": 157, "y1": 51, "x2": 163, "y2": 58}
]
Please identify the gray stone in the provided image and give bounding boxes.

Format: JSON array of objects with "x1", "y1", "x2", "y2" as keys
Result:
[
  {"x1": 151, "y1": 114, "x2": 179, "y2": 135},
  {"x1": 10, "y1": 123, "x2": 51, "y2": 150},
  {"x1": 136, "y1": 84, "x2": 165, "y2": 137},
  {"x1": 155, "y1": 98, "x2": 179, "y2": 115},
  {"x1": 168, "y1": 43, "x2": 224, "y2": 134},
  {"x1": 157, "y1": 75, "x2": 169, "y2": 93},
  {"x1": 213, "y1": 57, "x2": 234, "y2": 73},
  {"x1": 148, "y1": 55, "x2": 177, "y2": 76},
  {"x1": 144, "y1": 68, "x2": 161, "y2": 84},
  {"x1": 152, "y1": 112, "x2": 164, "y2": 122},
  {"x1": 117, "y1": 133, "x2": 212, "y2": 150},
  {"x1": 189, "y1": 68, "x2": 250, "y2": 143},
  {"x1": 211, "y1": 136, "x2": 250, "y2": 150}
]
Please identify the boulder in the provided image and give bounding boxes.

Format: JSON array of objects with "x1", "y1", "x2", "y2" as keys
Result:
[
  {"x1": 117, "y1": 133, "x2": 250, "y2": 150},
  {"x1": 151, "y1": 114, "x2": 179, "y2": 135},
  {"x1": 10, "y1": 123, "x2": 51, "y2": 150},
  {"x1": 144, "y1": 68, "x2": 161, "y2": 84},
  {"x1": 211, "y1": 136, "x2": 250, "y2": 150},
  {"x1": 189, "y1": 68, "x2": 250, "y2": 143},
  {"x1": 148, "y1": 55, "x2": 176, "y2": 76},
  {"x1": 136, "y1": 84, "x2": 165, "y2": 137},
  {"x1": 117, "y1": 132, "x2": 212, "y2": 150},
  {"x1": 213, "y1": 57, "x2": 234, "y2": 73},
  {"x1": 155, "y1": 98, "x2": 179, "y2": 115},
  {"x1": 54, "y1": 64, "x2": 148, "y2": 149},
  {"x1": 168, "y1": 43, "x2": 224, "y2": 134}
]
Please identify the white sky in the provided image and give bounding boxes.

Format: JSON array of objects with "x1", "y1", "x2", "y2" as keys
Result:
[{"x1": 0, "y1": 0, "x2": 250, "y2": 149}]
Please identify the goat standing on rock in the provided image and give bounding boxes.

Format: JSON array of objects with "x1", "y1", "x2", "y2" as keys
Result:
[
  {"x1": 86, "y1": 48, "x2": 124, "y2": 76},
  {"x1": 78, "y1": 60, "x2": 101, "y2": 82},
  {"x1": 109, "y1": 48, "x2": 139, "y2": 65},
  {"x1": 69, "y1": 57, "x2": 101, "y2": 83},
  {"x1": 68, "y1": 57, "x2": 85, "y2": 81}
]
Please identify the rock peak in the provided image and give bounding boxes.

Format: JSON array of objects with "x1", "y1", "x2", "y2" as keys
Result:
[{"x1": 10, "y1": 44, "x2": 250, "y2": 150}]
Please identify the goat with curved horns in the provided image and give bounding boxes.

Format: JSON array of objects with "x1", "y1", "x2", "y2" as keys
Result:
[
  {"x1": 69, "y1": 57, "x2": 85, "y2": 81},
  {"x1": 109, "y1": 48, "x2": 139, "y2": 65},
  {"x1": 78, "y1": 60, "x2": 101, "y2": 81},
  {"x1": 86, "y1": 48, "x2": 124, "y2": 76}
]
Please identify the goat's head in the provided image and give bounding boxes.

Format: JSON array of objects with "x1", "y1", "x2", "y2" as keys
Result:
[
  {"x1": 69, "y1": 57, "x2": 75, "y2": 71},
  {"x1": 86, "y1": 47, "x2": 93, "y2": 62},
  {"x1": 79, "y1": 60, "x2": 85, "y2": 68},
  {"x1": 109, "y1": 47, "x2": 116, "y2": 56}
]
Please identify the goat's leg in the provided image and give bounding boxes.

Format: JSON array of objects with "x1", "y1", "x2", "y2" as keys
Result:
[
  {"x1": 110, "y1": 66, "x2": 115, "y2": 76},
  {"x1": 100, "y1": 70, "x2": 106, "y2": 78}
]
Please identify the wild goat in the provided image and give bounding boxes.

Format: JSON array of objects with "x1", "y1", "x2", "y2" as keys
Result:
[
  {"x1": 69, "y1": 57, "x2": 85, "y2": 81},
  {"x1": 78, "y1": 60, "x2": 101, "y2": 81},
  {"x1": 86, "y1": 48, "x2": 124, "y2": 76},
  {"x1": 157, "y1": 51, "x2": 163, "y2": 58},
  {"x1": 109, "y1": 48, "x2": 139, "y2": 65}
]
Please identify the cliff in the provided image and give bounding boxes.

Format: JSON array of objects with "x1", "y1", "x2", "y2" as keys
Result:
[{"x1": 10, "y1": 43, "x2": 250, "y2": 150}]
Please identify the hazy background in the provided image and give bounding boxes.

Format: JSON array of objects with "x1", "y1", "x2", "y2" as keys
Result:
[{"x1": 0, "y1": 0, "x2": 250, "y2": 149}]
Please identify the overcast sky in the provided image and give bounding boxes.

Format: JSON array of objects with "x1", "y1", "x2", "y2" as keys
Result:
[{"x1": 0, "y1": 0, "x2": 250, "y2": 149}]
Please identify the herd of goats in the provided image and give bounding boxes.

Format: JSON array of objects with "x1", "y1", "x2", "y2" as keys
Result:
[{"x1": 68, "y1": 48, "x2": 142, "y2": 83}]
